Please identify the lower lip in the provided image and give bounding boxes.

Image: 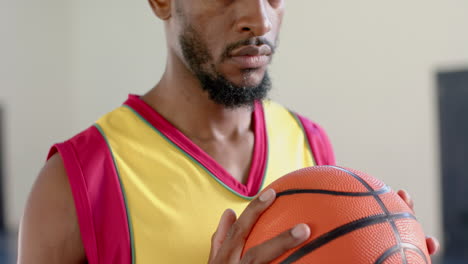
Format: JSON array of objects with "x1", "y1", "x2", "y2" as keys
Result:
[{"x1": 230, "y1": 55, "x2": 270, "y2": 69}]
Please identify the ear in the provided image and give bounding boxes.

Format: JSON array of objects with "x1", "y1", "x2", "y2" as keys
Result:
[{"x1": 148, "y1": 0, "x2": 172, "y2": 20}]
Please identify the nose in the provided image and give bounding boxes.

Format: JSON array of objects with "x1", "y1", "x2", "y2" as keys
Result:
[{"x1": 235, "y1": 0, "x2": 273, "y2": 37}]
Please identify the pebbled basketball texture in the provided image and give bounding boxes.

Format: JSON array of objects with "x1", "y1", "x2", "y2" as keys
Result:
[{"x1": 243, "y1": 166, "x2": 431, "y2": 264}]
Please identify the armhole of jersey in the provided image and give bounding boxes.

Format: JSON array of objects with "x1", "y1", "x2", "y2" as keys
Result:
[
  {"x1": 292, "y1": 113, "x2": 336, "y2": 166},
  {"x1": 47, "y1": 126, "x2": 132, "y2": 264}
]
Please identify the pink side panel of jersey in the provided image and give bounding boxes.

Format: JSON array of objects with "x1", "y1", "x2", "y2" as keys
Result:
[
  {"x1": 296, "y1": 114, "x2": 336, "y2": 166},
  {"x1": 47, "y1": 126, "x2": 131, "y2": 264}
]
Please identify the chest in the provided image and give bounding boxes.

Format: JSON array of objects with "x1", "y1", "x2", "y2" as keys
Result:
[
  {"x1": 192, "y1": 134, "x2": 254, "y2": 184},
  {"x1": 97, "y1": 103, "x2": 315, "y2": 263},
  {"x1": 108, "y1": 137, "x2": 311, "y2": 263}
]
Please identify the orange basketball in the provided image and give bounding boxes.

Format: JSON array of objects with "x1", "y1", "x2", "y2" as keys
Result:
[{"x1": 243, "y1": 166, "x2": 431, "y2": 264}]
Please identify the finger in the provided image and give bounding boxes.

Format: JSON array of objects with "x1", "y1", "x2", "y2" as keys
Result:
[
  {"x1": 426, "y1": 236, "x2": 440, "y2": 255},
  {"x1": 208, "y1": 209, "x2": 237, "y2": 263},
  {"x1": 397, "y1": 189, "x2": 414, "y2": 211},
  {"x1": 241, "y1": 223, "x2": 311, "y2": 264},
  {"x1": 222, "y1": 189, "x2": 277, "y2": 254}
]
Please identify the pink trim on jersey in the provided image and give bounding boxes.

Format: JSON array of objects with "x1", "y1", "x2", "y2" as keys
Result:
[
  {"x1": 124, "y1": 95, "x2": 268, "y2": 197},
  {"x1": 296, "y1": 114, "x2": 336, "y2": 166},
  {"x1": 48, "y1": 126, "x2": 131, "y2": 264}
]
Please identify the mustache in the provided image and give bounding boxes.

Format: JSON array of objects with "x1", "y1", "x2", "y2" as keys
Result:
[{"x1": 221, "y1": 37, "x2": 276, "y2": 61}]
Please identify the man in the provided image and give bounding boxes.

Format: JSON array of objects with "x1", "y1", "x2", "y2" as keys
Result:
[{"x1": 18, "y1": 0, "x2": 439, "y2": 263}]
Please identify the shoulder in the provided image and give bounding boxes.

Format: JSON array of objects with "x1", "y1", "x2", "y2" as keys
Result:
[
  {"x1": 18, "y1": 153, "x2": 86, "y2": 263},
  {"x1": 18, "y1": 102, "x2": 132, "y2": 264},
  {"x1": 44, "y1": 121, "x2": 133, "y2": 263},
  {"x1": 19, "y1": 124, "x2": 111, "y2": 264}
]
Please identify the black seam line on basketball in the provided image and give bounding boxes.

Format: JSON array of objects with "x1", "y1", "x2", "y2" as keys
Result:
[
  {"x1": 325, "y1": 166, "x2": 407, "y2": 264},
  {"x1": 279, "y1": 212, "x2": 416, "y2": 264},
  {"x1": 374, "y1": 243, "x2": 429, "y2": 264},
  {"x1": 275, "y1": 185, "x2": 391, "y2": 198}
]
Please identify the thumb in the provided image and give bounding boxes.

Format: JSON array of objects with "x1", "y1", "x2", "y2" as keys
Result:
[{"x1": 208, "y1": 209, "x2": 237, "y2": 263}]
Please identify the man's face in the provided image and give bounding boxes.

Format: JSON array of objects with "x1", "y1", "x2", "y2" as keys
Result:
[{"x1": 170, "y1": 0, "x2": 285, "y2": 108}]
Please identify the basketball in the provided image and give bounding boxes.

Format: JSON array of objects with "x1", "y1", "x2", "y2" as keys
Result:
[{"x1": 243, "y1": 166, "x2": 431, "y2": 264}]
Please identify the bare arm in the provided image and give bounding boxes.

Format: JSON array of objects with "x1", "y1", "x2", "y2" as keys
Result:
[{"x1": 17, "y1": 153, "x2": 86, "y2": 264}]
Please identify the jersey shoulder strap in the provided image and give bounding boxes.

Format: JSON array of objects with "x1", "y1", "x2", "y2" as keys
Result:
[
  {"x1": 289, "y1": 112, "x2": 336, "y2": 166},
  {"x1": 47, "y1": 124, "x2": 131, "y2": 264}
]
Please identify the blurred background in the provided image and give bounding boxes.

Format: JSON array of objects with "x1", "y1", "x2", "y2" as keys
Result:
[{"x1": 1, "y1": 0, "x2": 467, "y2": 263}]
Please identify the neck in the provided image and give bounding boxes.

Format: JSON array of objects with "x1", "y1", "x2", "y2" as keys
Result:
[{"x1": 141, "y1": 53, "x2": 254, "y2": 141}]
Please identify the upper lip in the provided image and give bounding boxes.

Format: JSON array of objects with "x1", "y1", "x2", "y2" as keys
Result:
[{"x1": 230, "y1": 45, "x2": 272, "y2": 57}]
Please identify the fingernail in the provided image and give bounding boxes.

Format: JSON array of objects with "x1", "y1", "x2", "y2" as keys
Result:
[
  {"x1": 405, "y1": 191, "x2": 412, "y2": 201},
  {"x1": 259, "y1": 189, "x2": 275, "y2": 202},
  {"x1": 400, "y1": 189, "x2": 410, "y2": 200},
  {"x1": 223, "y1": 208, "x2": 236, "y2": 218},
  {"x1": 291, "y1": 224, "x2": 309, "y2": 239}
]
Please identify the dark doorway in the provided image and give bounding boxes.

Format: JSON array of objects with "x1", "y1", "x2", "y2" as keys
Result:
[
  {"x1": 437, "y1": 69, "x2": 468, "y2": 262},
  {"x1": 0, "y1": 105, "x2": 4, "y2": 231}
]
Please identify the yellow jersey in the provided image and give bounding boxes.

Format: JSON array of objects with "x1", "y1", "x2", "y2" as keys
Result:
[{"x1": 48, "y1": 95, "x2": 335, "y2": 264}]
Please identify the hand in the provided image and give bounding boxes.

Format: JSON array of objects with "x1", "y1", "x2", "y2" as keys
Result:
[
  {"x1": 208, "y1": 189, "x2": 311, "y2": 264},
  {"x1": 397, "y1": 189, "x2": 440, "y2": 255}
]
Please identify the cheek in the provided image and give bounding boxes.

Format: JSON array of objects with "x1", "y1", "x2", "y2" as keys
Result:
[
  {"x1": 191, "y1": 14, "x2": 231, "y2": 63},
  {"x1": 271, "y1": 5, "x2": 285, "y2": 33}
]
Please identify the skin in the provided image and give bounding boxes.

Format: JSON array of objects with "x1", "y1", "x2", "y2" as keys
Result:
[{"x1": 17, "y1": 0, "x2": 439, "y2": 263}]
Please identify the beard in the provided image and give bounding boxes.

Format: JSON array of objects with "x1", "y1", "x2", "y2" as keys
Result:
[{"x1": 178, "y1": 24, "x2": 273, "y2": 109}]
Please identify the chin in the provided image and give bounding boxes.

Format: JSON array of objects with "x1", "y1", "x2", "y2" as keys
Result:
[{"x1": 230, "y1": 68, "x2": 267, "y2": 87}]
